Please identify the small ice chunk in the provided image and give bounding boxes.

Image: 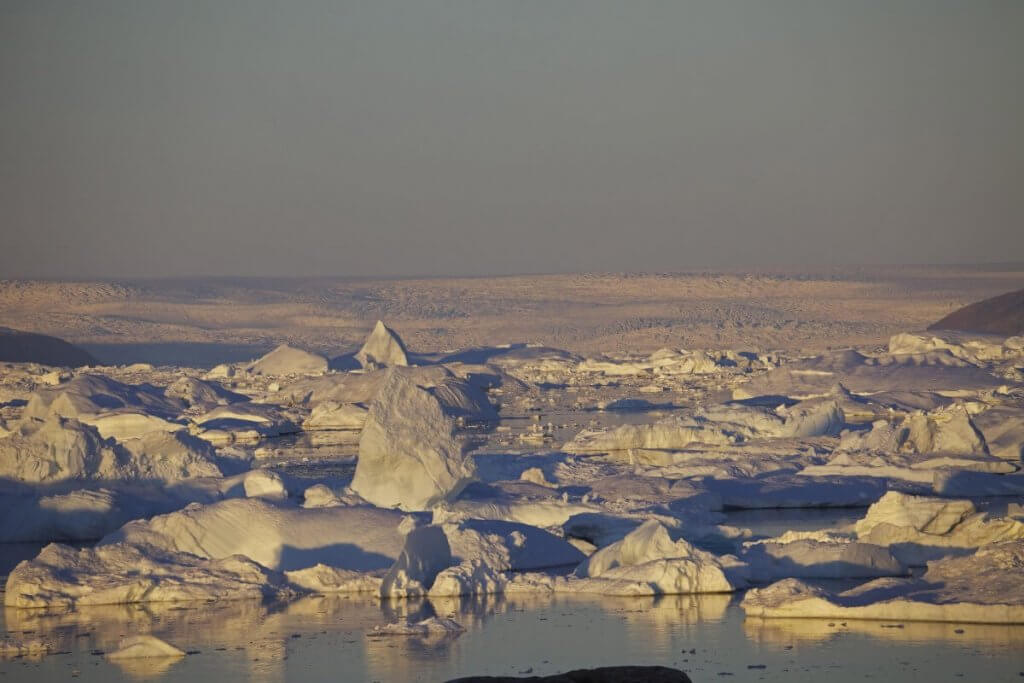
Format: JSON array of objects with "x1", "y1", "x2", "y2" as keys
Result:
[
  {"x1": 428, "y1": 559, "x2": 509, "y2": 597},
  {"x1": 106, "y1": 635, "x2": 186, "y2": 659},
  {"x1": 368, "y1": 617, "x2": 464, "y2": 638},
  {"x1": 564, "y1": 416, "x2": 739, "y2": 454},
  {"x1": 903, "y1": 404, "x2": 988, "y2": 455},
  {"x1": 243, "y1": 469, "x2": 288, "y2": 500},
  {"x1": 519, "y1": 467, "x2": 556, "y2": 487}
]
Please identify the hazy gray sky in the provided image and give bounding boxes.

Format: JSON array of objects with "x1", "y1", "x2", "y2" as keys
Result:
[{"x1": 2, "y1": 0, "x2": 1022, "y2": 278}]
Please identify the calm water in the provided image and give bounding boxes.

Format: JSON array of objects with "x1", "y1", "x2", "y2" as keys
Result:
[
  {"x1": 79, "y1": 343, "x2": 273, "y2": 369},
  {"x1": 3, "y1": 590, "x2": 1023, "y2": 682}
]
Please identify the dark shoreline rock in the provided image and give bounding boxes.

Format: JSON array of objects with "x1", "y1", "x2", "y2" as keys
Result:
[
  {"x1": 447, "y1": 665, "x2": 692, "y2": 683},
  {"x1": 929, "y1": 287, "x2": 1024, "y2": 336},
  {"x1": 0, "y1": 327, "x2": 96, "y2": 367}
]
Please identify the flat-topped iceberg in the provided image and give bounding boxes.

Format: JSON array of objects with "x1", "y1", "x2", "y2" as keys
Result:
[
  {"x1": 246, "y1": 344, "x2": 328, "y2": 376},
  {"x1": 853, "y1": 491, "x2": 1024, "y2": 564},
  {"x1": 104, "y1": 498, "x2": 409, "y2": 571},
  {"x1": 5, "y1": 542, "x2": 295, "y2": 608},
  {"x1": 742, "y1": 540, "x2": 1024, "y2": 624},
  {"x1": 564, "y1": 416, "x2": 740, "y2": 454}
]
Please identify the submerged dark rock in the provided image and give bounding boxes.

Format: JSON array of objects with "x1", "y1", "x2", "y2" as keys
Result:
[{"x1": 447, "y1": 665, "x2": 692, "y2": 683}]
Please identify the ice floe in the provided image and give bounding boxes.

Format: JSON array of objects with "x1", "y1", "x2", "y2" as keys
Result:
[
  {"x1": 853, "y1": 491, "x2": 1024, "y2": 564},
  {"x1": 742, "y1": 540, "x2": 1024, "y2": 623},
  {"x1": 246, "y1": 344, "x2": 328, "y2": 377},
  {"x1": 104, "y1": 498, "x2": 409, "y2": 571},
  {"x1": 0, "y1": 416, "x2": 220, "y2": 483},
  {"x1": 5, "y1": 542, "x2": 296, "y2": 608}
]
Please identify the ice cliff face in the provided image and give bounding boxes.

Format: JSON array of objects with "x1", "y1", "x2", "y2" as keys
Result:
[{"x1": 351, "y1": 368, "x2": 477, "y2": 511}]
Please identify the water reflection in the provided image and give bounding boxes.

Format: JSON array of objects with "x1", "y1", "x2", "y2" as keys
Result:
[
  {"x1": 4, "y1": 590, "x2": 1024, "y2": 682},
  {"x1": 109, "y1": 654, "x2": 183, "y2": 679},
  {"x1": 744, "y1": 615, "x2": 1024, "y2": 649}
]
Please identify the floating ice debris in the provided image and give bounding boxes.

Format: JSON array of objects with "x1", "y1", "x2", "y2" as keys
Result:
[
  {"x1": 106, "y1": 635, "x2": 186, "y2": 659},
  {"x1": 369, "y1": 617, "x2": 465, "y2": 637}
]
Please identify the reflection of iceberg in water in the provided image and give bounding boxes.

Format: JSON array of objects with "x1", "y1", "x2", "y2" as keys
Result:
[
  {"x1": 744, "y1": 615, "x2": 1024, "y2": 650},
  {"x1": 364, "y1": 619, "x2": 465, "y2": 681},
  {"x1": 4, "y1": 600, "x2": 275, "y2": 655},
  {"x1": 363, "y1": 592, "x2": 734, "y2": 682},
  {"x1": 246, "y1": 637, "x2": 286, "y2": 683},
  {"x1": 109, "y1": 654, "x2": 183, "y2": 679},
  {"x1": 595, "y1": 594, "x2": 733, "y2": 651},
  {"x1": 1, "y1": 595, "x2": 388, "y2": 682},
  {"x1": 616, "y1": 593, "x2": 731, "y2": 627},
  {"x1": 364, "y1": 593, "x2": 523, "y2": 682},
  {"x1": 361, "y1": 597, "x2": 479, "y2": 681},
  {"x1": 429, "y1": 592, "x2": 515, "y2": 629}
]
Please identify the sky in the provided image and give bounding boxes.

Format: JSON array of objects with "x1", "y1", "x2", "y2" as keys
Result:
[{"x1": 2, "y1": 0, "x2": 1022, "y2": 278}]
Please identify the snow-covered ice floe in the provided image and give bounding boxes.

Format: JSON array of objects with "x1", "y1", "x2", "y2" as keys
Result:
[
  {"x1": 4, "y1": 542, "x2": 297, "y2": 608},
  {"x1": 246, "y1": 344, "x2": 328, "y2": 377},
  {"x1": 852, "y1": 491, "x2": 1024, "y2": 565},
  {"x1": 739, "y1": 536, "x2": 905, "y2": 581},
  {"x1": 103, "y1": 498, "x2": 410, "y2": 571},
  {"x1": 742, "y1": 540, "x2": 1024, "y2": 624}
]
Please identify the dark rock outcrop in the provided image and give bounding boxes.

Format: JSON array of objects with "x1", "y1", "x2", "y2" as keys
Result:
[
  {"x1": 0, "y1": 327, "x2": 96, "y2": 367},
  {"x1": 929, "y1": 288, "x2": 1024, "y2": 336},
  {"x1": 447, "y1": 666, "x2": 692, "y2": 683}
]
